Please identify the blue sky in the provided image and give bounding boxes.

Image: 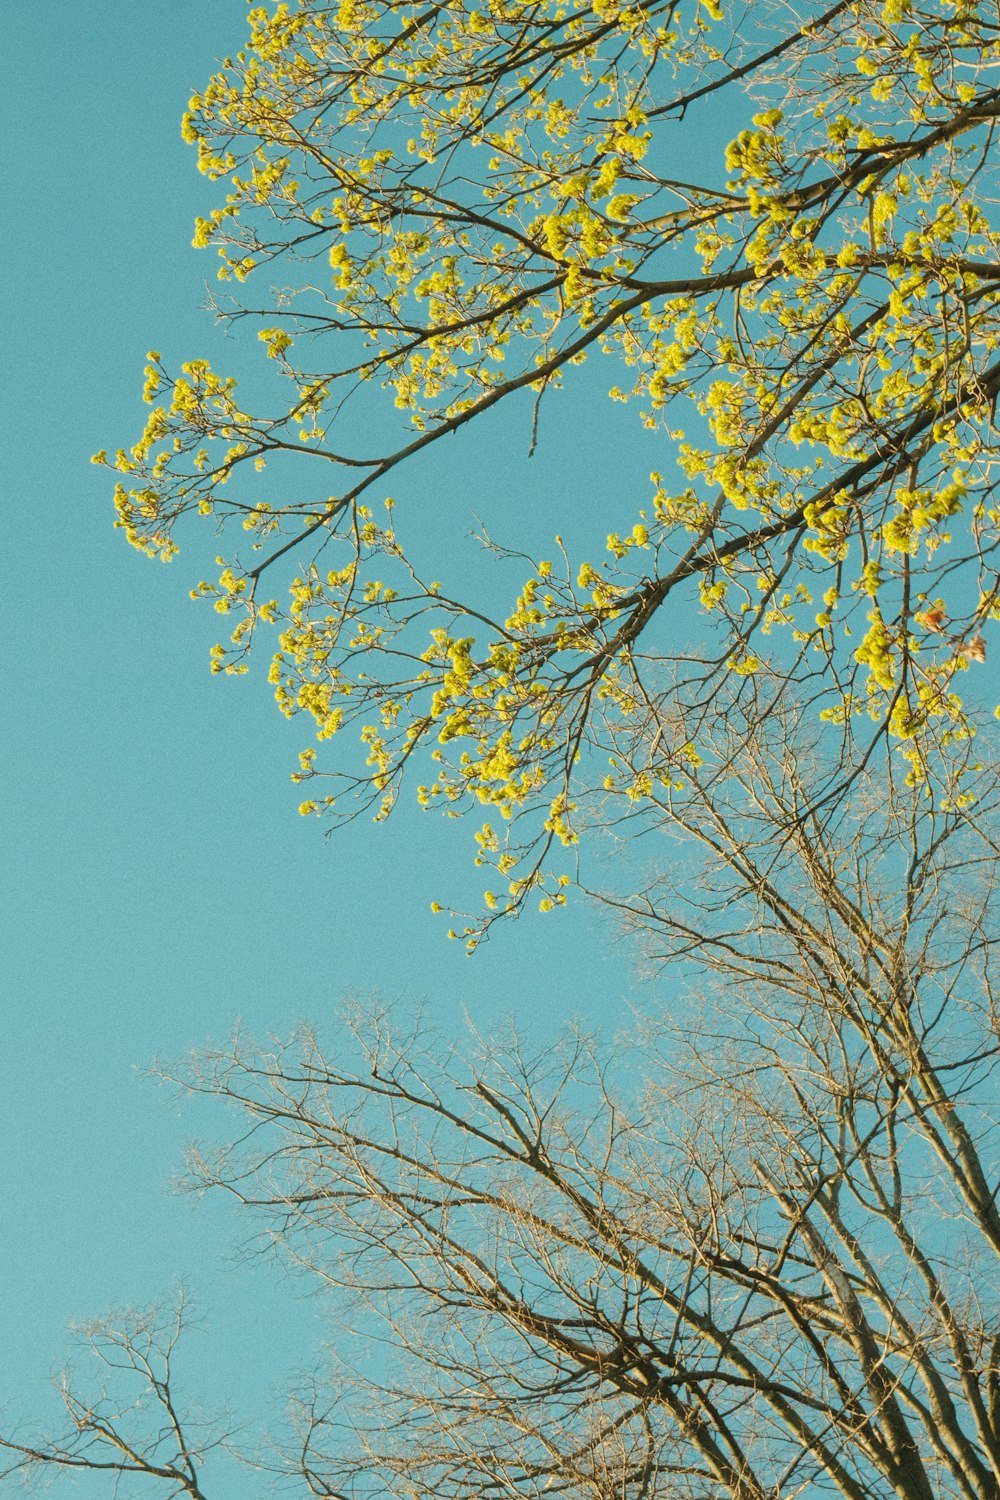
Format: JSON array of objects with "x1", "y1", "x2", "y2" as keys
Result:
[
  {"x1": 0, "y1": 3, "x2": 736, "y2": 1482},
  {"x1": 9, "y1": 6, "x2": 993, "y2": 1496}
]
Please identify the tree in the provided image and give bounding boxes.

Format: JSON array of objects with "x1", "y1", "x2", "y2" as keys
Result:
[
  {"x1": 3, "y1": 730, "x2": 999, "y2": 1497},
  {"x1": 15, "y1": 2, "x2": 999, "y2": 1498},
  {"x1": 0, "y1": 1298, "x2": 221, "y2": 1500},
  {"x1": 95, "y1": 0, "x2": 999, "y2": 942}
]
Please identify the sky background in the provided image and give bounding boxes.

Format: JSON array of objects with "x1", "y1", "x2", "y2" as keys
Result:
[{"x1": 0, "y1": 4, "x2": 737, "y2": 1494}]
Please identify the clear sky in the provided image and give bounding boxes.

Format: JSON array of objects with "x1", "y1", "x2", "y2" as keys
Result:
[{"x1": 0, "y1": 4, "x2": 744, "y2": 1488}]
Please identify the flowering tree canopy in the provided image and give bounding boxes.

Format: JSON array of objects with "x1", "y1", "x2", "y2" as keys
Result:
[{"x1": 100, "y1": 0, "x2": 1000, "y2": 939}]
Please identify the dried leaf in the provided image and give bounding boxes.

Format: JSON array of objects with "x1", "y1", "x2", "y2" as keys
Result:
[
  {"x1": 957, "y1": 634, "x2": 987, "y2": 663},
  {"x1": 915, "y1": 606, "x2": 948, "y2": 633}
]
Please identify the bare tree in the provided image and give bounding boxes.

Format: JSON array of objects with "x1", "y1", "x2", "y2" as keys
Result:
[
  {"x1": 0, "y1": 1296, "x2": 225, "y2": 1500},
  {"x1": 6, "y1": 707, "x2": 998, "y2": 1499}
]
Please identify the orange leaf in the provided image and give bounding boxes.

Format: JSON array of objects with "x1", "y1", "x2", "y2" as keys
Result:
[{"x1": 915, "y1": 605, "x2": 948, "y2": 633}]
